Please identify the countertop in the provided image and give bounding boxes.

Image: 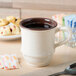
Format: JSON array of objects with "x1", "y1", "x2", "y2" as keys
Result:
[{"x1": 0, "y1": 39, "x2": 76, "y2": 76}]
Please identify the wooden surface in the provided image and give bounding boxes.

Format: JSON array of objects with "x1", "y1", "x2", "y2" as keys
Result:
[
  {"x1": 21, "y1": 9, "x2": 76, "y2": 19},
  {"x1": 0, "y1": 0, "x2": 12, "y2": 8},
  {"x1": 0, "y1": 8, "x2": 20, "y2": 18},
  {"x1": 0, "y1": 39, "x2": 76, "y2": 76},
  {"x1": 0, "y1": 2, "x2": 12, "y2": 8},
  {"x1": 0, "y1": 8, "x2": 76, "y2": 19},
  {"x1": 0, "y1": 0, "x2": 76, "y2": 11},
  {"x1": 12, "y1": 0, "x2": 76, "y2": 11}
]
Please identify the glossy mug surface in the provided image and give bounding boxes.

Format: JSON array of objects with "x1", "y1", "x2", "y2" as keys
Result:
[{"x1": 20, "y1": 18, "x2": 72, "y2": 67}]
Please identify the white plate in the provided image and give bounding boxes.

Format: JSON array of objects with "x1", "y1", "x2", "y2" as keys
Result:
[{"x1": 0, "y1": 35, "x2": 21, "y2": 40}]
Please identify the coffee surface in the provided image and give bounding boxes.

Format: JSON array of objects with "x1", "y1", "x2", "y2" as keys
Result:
[
  {"x1": 20, "y1": 18, "x2": 57, "y2": 30},
  {"x1": 23, "y1": 22, "x2": 54, "y2": 30}
]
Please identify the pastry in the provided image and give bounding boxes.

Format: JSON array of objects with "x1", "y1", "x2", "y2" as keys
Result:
[
  {"x1": 15, "y1": 19, "x2": 21, "y2": 27},
  {"x1": 10, "y1": 25, "x2": 20, "y2": 35},
  {"x1": 0, "y1": 26, "x2": 11, "y2": 36},
  {"x1": 0, "y1": 19, "x2": 9, "y2": 26},
  {"x1": 0, "y1": 16, "x2": 21, "y2": 36},
  {"x1": 6, "y1": 16, "x2": 16, "y2": 23}
]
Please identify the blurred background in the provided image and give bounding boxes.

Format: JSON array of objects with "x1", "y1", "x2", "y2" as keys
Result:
[
  {"x1": 0, "y1": 0, "x2": 76, "y2": 18},
  {"x1": 0, "y1": 0, "x2": 76, "y2": 47}
]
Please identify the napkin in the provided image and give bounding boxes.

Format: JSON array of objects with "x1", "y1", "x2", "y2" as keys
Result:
[{"x1": 0, "y1": 54, "x2": 19, "y2": 70}]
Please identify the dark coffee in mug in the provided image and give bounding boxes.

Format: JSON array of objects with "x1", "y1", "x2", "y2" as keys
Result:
[
  {"x1": 25, "y1": 23, "x2": 52, "y2": 29},
  {"x1": 20, "y1": 18, "x2": 57, "y2": 30}
]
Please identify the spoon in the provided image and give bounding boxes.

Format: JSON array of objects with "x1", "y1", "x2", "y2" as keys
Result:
[{"x1": 49, "y1": 63, "x2": 76, "y2": 76}]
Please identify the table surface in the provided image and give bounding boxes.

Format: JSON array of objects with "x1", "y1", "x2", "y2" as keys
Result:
[{"x1": 0, "y1": 39, "x2": 76, "y2": 76}]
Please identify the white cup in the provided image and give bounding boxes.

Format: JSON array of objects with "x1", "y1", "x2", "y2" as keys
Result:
[{"x1": 20, "y1": 18, "x2": 72, "y2": 67}]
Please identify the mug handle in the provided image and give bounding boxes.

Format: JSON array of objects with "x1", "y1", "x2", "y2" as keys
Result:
[{"x1": 55, "y1": 26, "x2": 72, "y2": 48}]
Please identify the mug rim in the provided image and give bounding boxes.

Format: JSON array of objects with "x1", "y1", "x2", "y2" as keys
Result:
[{"x1": 20, "y1": 17, "x2": 57, "y2": 31}]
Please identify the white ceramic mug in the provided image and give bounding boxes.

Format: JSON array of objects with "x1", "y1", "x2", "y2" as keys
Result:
[{"x1": 20, "y1": 18, "x2": 72, "y2": 67}]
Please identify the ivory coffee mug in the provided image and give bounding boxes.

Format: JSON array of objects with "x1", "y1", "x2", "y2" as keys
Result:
[{"x1": 20, "y1": 18, "x2": 72, "y2": 67}]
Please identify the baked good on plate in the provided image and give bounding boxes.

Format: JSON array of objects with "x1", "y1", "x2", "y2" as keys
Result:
[
  {"x1": 0, "y1": 19, "x2": 9, "y2": 26},
  {"x1": 0, "y1": 16, "x2": 21, "y2": 36},
  {"x1": 10, "y1": 24, "x2": 20, "y2": 35},
  {"x1": 0, "y1": 26, "x2": 11, "y2": 36}
]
